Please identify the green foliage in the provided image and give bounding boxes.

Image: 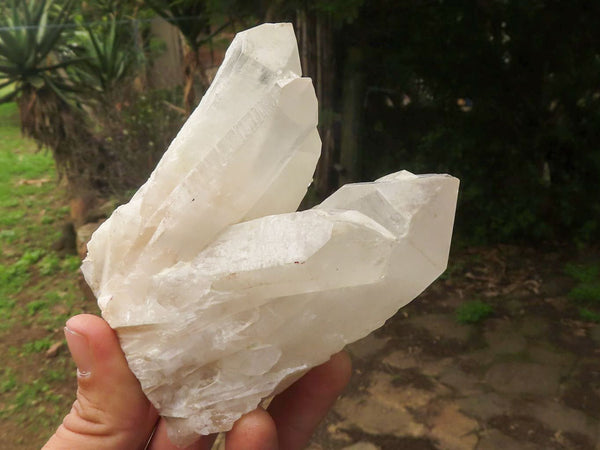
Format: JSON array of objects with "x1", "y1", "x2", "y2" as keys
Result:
[
  {"x1": 0, "y1": 0, "x2": 102, "y2": 194},
  {"x1": 347, "y1": 0, "x2": 600, "y2": 244},
  {"x1": 38, "y1": 253, "x2": 60, "y2": 276},
  {"x1": 0, "y1": 368, "x2": 16, "y2": 393},
  {"x1": 68, "y1": 14, "x2": 139, "y2": 94},
  {"x1": 146, "y1": 0, "x2": 261, "y2": 50},
  {"x1": 0, "y1": 296, "x2": 16, "y2": 327},
  {"x1": 12, "y1": 378, "x2": 51, "y2": 410},
  {"x1": 61, "y1": 255, "x2": 81, "y2": 272},
  {"x1": 0, "y1": 0, "x2": 76, "y2": 102},
  {"x1": 1, "y1": 1, "x2": 173, "y2": 196},
  {"x1": 22, "y1": 337, "x2": 52, "y2": 354},
  {"x1": 456, "y1": 300, "x2": 494, "y2": 324},
  {"x1": 569, "y1": 284, "x2": 600, "y2": 305},
  {"x1": 0, "y1": 249, "x2": 43, "y2": 296},
  {"x1": 439, "y1": 259, "x2": 466, "y2": 281},
  {"x1": 0, "y1": 209, "x2": 25, "y2": 226},
  {"x1": 565, "y1": 262, "x2": 600, "y2": 305},
  {"x1": 565, "y1": 262, "x2": 600, "y2": 322},
  {"x1": 564, "y1": 263, "x2": 600, "y2": 284},
  {"x1": 18, "y1": 249, "x2": 44, "y2": 266},
  {"x1": 0, "y1": 99, "x2": 86, "y2": 445},
  {"x1": 579, "y1": 308, "x2": 600, "y2": 323},
  {"x1": 312, "y1": 0, "x2": 364, "y2": 23},
  {"x1": 92, "y1": 87, "x2": 184, "y2": 191},
  {"x1": 26, "y1": 299, "x2": 49, "y2": 316},
  {"x1": 45, "y1": 369, "x2": 66, "y2": 382}
]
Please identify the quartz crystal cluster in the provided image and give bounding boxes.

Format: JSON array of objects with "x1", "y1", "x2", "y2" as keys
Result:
[{"x1": 82, "y1": 23, "x2": 459, "y2": 446}]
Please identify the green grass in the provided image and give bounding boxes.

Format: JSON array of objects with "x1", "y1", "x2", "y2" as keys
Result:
[
  {"x1": 39, "y1": 254, "x2": 61, "y2": 276},
  {"x1": 455, "y1": 300, "x2": 494, "y2": 324},
  {"x1": 569, "y1": 283, "x2": 600, "y2": 304},
  {"x1": 565, "y1": 262, "x2": 600, "y2": 323},
  {"x1": 579, "y1": 307, "x2": 600, "y2": 323},
  {"x1": 0, "y1": 368, "x2": 17, "y2": 393},
  {"x1": 21, "y1": 337, "x2": 53, "y2": 354},
  {"x1": 565, "y1": 262, "x2": 600, "y2": 284},
  {"x1": 0, "y1": 101, "x2": 91, "y2": 447}
]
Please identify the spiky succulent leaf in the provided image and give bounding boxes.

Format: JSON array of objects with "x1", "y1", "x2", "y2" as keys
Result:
[{"x1": 0, "y1": 0, "x2": 74, "y2": 101}]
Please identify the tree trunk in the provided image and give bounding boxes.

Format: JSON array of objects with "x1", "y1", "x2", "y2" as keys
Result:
[
  {"x1": 296, "y1": 9, "x2": 337, "y2": 201},
  {"x1": 338, "y1": 47, "x2": 364, "y2": 186},
  {"x1": 182, "y1": 46, "x2": 198, "y2": 116},
  {"x1": 182, "y1": 43, "x2": 212, "y2": 116}
]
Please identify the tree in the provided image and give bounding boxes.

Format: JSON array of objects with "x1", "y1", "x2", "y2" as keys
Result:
[
  {"x1": 68, "y1": 14, "x2": 138, "y2": 95},
  {"x1": 0, "y1": 0, "x2": 97, "y2": 187},
  {"x1": 147, "y1": 0, "x2": 236, "y2": 114},
  {"x1": 0, "y1": 0, "x2": 177, "y2": 198},
  {"x1": 261, "y1": 0, "x2": 364, "y2": 200},
  {"x1": 318, "y1": 0, "x2": 600, "y2": 243}
]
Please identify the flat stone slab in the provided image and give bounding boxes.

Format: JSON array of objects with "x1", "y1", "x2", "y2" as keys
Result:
[
  {"x1": 428, "y1": 402, "x2": 479, "y2": 450},
  {"x1": 309, "y1": 252, "x2": 600, "y2": 450},
  {"x1": 333, "y1": 371, "x2": 435, "y2": 438},
  {"x1": 526, "y1": 399, "x2": 599, "y2": 442},
  {"x1": 334, "y1": 394, "x2": 426, "y2": 437},
  {"x1": 484, "y1": 320, "x2": 527, "y2": 354},
  {"x1": 342, "y1": 442, "x2": 380, "y2": 450},
  {"x1": 407, "y1": 314, "x2": 471, "y2": 342},
  {"x1": 477, "y1": 429, "x2": 538, "y2": 450},
  {"x1": 518, "y1": 316, "x2": 550, "y2": 338},
  {"x1": 457, "y1": 392, "x2": 512, "y2": 421},
  {"x1": 347, "y1": 334, "x2": 389, "y2": 360},
  {"x1": 382, "y1": 349, "x2": 420, "y2": 370},
  {"x1": 527, "y1": 344, "x2": 576, "y2": 371},
  {"x1": 439, "y1": 366, "x2": 483, "y2": 395},
  {"x1": 484, "y1": 362, "x2": 561, "y2": 396}
]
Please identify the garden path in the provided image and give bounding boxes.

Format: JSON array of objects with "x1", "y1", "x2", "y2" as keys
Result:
[{"x1": 307, "y1": 246, "x2": 600, "y2": 450}]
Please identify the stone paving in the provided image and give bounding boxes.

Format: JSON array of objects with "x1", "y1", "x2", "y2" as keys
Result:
[{"x1": 306, "y1": 269, "x2": 600, "y2": 450}]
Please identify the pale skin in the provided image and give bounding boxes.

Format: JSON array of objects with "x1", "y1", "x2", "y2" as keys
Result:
[{"x1": 43, "y1": 314, "x2": 352, "y2": 450}]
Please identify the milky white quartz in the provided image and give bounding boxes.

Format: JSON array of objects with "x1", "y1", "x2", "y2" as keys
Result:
[{"x1": 82, "y1": 23, "x2": 459, "y2": 447}]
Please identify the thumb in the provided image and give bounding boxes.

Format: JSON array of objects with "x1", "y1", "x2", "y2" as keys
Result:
[{"x1": 43, "y1": 314, "x2": 158, "y2": 450}]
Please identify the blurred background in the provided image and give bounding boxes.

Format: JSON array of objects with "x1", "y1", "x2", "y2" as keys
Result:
[{"x1": 1, "y1": 1, "x2": 599, "y2": 449}]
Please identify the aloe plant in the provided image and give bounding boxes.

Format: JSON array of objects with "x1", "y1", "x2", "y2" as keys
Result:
[
  {"x1": 0, "y1": 0, "x2": 97, "y2": 192},
  {"x1": 68, "y1": 14, "x2": 138, "y2": 95},
  {"x1": 147, "y1": 0, "x2": 231, "y2": 114},
  {"x1": 0, "y1": 0, "x2": 75, "y2": 103}
]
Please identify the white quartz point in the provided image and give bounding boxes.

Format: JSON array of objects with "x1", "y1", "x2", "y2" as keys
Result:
[
  {"x1": 82, "y1": 22, "x2": 320, "y2": 302},
  {"x1": 107, "y1": 171, "x2": 458, "y2": 446}
]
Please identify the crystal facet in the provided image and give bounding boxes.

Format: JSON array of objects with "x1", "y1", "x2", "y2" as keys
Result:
[{"x1": 82, "y1": 23, "x2": 459, "y2": 447}]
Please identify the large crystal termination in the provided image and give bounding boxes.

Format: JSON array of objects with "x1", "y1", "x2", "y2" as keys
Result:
[{"x1": 82, "y1": 23, "x2": 459, "y2": 447}]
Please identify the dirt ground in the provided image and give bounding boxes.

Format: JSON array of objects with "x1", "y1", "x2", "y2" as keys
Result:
[{"x1": 306, "y1": 245, "x2": 600, "y2": 450}]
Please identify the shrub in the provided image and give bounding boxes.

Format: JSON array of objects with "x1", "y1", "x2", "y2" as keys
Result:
[
  {"x1": 565, "y1": 262, "x2": 600, "y2": 322},
  {"x1": 579, "y1": 308, "x2": 600, "y2": 323},
  {"x1": 456, "y1": 300, "x2": 494, "y2": 324},
  {"x1": 565, "y1": 262, "x2": 600, "y2": 305}
]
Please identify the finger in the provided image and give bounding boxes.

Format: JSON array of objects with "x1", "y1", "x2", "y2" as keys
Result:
[
  {"x1": 267, "y1": 351, "x2": 352, "y2": 450},
  {"x1": 147, "y1": 418, "x2": 216, "y2": 450},
  {"x1": 43, "y1": 314, "x2": 157, "y2": 450},
  {"x1": 225, "y1": 408, "x2": 278, "y2": 450}
]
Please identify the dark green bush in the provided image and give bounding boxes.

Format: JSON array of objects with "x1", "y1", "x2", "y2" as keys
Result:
[
  {"x1": 565, "y1": 262, "x2": 600, "y2": 322},
  {"x1": 346, "y1": 0, "x2": 600, "y2": 244},
  {"x1": 455, "y1": 300, "x2": 494, "y2": 324}
]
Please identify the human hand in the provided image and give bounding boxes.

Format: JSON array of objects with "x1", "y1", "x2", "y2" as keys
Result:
[{"x1": 43, "y1": 314, "x2": 351, "y2": 450}]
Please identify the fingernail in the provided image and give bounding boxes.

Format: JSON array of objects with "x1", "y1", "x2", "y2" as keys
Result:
[{"x1": 64, "y1": 326, "x2": 93, "y2": 377}]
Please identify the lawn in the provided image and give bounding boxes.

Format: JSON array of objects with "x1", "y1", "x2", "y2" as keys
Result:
[{"x1": 0, "y1": 101, "x2": 93, "y2": 448}]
